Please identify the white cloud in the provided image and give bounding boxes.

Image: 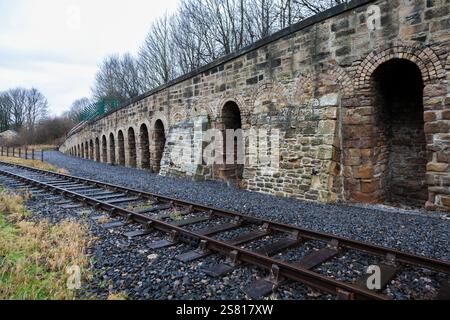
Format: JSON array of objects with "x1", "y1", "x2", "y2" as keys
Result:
[{"x1": 0, "y1": 0, "x2": 179, "y2": 116}]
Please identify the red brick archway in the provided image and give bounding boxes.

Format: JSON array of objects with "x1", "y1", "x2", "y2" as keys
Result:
[{"x1": 343, "y1": 45, "x2": 446, "y2": 208}]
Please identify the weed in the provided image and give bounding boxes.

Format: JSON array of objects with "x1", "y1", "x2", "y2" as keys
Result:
[{"x1": 0, "y1": 190, "x2": 91, "y2": 300}]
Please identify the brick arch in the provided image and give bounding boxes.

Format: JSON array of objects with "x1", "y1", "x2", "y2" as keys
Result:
[
  {"x1": 108, "y1": 132, "x2": 116, "y2": 165},
  {"x1": 342, "y1": 48, "x2": 445, "y2": 207},
  {"x1": 150, "y1": 114, "x2": 169, "y2": 135},
  {"x1": 251, "y1": 80, "x2": 289, "y2": 113},
  {"x1": 292, "y1": 65, "x2": 353, "y2": 106},
  {"x1": 117, "y1": 130, "x2": 126, "y2": 166},
  {"x1": 322, "y1": 63, "x2": 354, "y2": 97},
  {"x1": 291, "y1": 73, "x2": 315, "y2": 107},
  {"x1": 189, "y1": 97, "x2": 214, "y2": 121},
  {"x1": 214, "y1": 94, "x2": 248, "y2": 120},
  {"x1": 152, "y1": 118, "x2": 167, "y2": 174},
  {"x1": 355, "y1": 45, "x2": 445, "y2": 89},
  {"x1": 139, "y1": 122, "x2": 151, "y2": 170},
  {"x1": 127, "y1": 126, "x2": 137, "y2": 168},
  {"x1": 170, "y1": 105, "x2": 188, "y2": 125}
]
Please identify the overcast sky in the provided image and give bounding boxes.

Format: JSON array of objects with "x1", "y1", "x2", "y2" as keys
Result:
[{"x1": 0, "y1": 0, "x2": 179, "y2": 116}]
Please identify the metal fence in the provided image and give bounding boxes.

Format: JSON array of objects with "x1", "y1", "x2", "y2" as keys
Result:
[
  {"x1": 0, "y1": 146, "x2": 45, "y2": 162},
  {"x1": 77, "y1": 98, "x2": 121, "y2": 123}
]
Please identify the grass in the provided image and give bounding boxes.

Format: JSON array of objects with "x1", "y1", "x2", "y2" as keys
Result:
[
  {"x1": 170, "y1": 208, "x2": 183, "y2": 221},
  {"x1": 0, "y1": 189, "x2": 91, "y2": 300},
  {"x1": 0, "y1": 156, "x2": 69, "y2": 174},
  {"x1": 130, "y1": 202, "x2": 154, "y2": 212},
  {"x1": 107, "y1": 292, "x2": 128, "y2": 300}
]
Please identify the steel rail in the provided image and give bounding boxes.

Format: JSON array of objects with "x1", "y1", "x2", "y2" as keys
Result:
[
  {"x1": 1, "y1": 160, "x2": 449, "y2": 275},
  {"x1": 0, "y1": 166, "x2": 392, "y2": 300}
]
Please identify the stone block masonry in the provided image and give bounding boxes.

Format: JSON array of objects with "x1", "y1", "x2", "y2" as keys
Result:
[{"x1": 60, "y1": 0, "x2": 450, "y2": 212}]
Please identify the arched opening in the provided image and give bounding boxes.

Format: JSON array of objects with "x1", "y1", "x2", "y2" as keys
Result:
[
  {"x1": 95, "y1": 138, "x2": 100, "y2": 162},
  {"x1": 118, "y1": 130, "x2": 125, "y2": 166},
  {"x1": 109, "y1": 133, "x2": 116, "y2": 165},
  {"x1": 153, "y1": 120, "x2": 166, "y2": 174},
  {"x1": 371, "y1": 58, "x2": 426, "y2": 207},
  {"x1": 89, "y1": 140, "x2": 94, "y2": 160},
  {"x1": 128, "y1": 127, "x2": 137, "y2": 168},
  {"x1": 81, "y1": 143, "x2": 84, "y2": 158},
  {"x1": 77, "y1": 145, "x2": 80, "y2": 157},
  {"x1": 84, "y1": 142, "x2": 89, "y2": 159},
  {"x1": 102, "y1": 135, "x2": 108, "y2": 163},
  {"x1": 140, "y1": 124, "x2": 151, "y2": 169},
  {"x1": 216, "y1": 101, "x2": 244, "y2": 182}
]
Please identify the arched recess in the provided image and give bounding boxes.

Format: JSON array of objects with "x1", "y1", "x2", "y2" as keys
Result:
[
  {"x1": 77, "y1": 145, "x2": 80, "y2": 157},
  {"x1": 109, "y1": 133, "x2": 116, "y2": 165},
  {"x1": 139, "y1": 124, "x2": 151, "y2": 170},
  {"x1": 89, "y1": 140, "x2": 94, "y2": 160},
  {"x1": 81, "y1": 143, "x2": 85, "y2": 158},
  {"x1": 373, "y1": 59, "x2": 426, "y2": 205},
  {"x1": 117, "y1": 130, "x2": 125, "y2": 166},
  {"x1": 102, "y1": 135, "x2": 107, "y2": 163},
  {"x1": 152, "y1": 120, "x2": 166, "y2": 174},
  {"x1": 128, "y1": 127, "x2": 137, "y2": 168},
  {"x1": 214, "y1": 101, "x2": 244, "y2": 182},
  {"x1": 95, "y1": 137, "x2": 100, "y2": 162},
  {"x1": 251, "y1": 81, "x2": 289, "y2": 114},
  {"x1": 355, "y1": 45, "x2": 445, "y2": 88},
  {"x1": 85, "y1": 142, "x2": 89, "y2": 159},
  {"x1": 343, "y1": 45, "x2": 446, "y2": 207}
]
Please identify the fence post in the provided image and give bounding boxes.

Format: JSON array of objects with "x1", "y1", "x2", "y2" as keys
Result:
[
  {"x1": 6, "y1": 147, "x2": 9, "y2": 157},
  {"x1": 41, "y1": 150, "x2": 44, "y2": 162},
  {"x1": 25, "y1": 147, "x2": 28, "y2": 160},
  {"x1": 12, "y1": 147, "x2": 15, "y2": 158},
  {"x1": 32, "y1": 149, "x2": 35, "y2": 160},
  {"x1": 19, "y1": 148, "x2": 21, "y2": 159}
]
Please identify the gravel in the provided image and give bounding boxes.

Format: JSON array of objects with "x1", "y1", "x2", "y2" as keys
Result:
[
  {"x1": 1, "y1": 152, "x2": 449, "y2": 300},
  {"x1": 42, "y1": 151, "x2": 450, "y2": 261}
]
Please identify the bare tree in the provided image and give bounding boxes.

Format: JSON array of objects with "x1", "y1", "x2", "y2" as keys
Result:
[
  {"x1": 0, "y1": 92, "x2": 12, "y2": 132},
  {"x1": 86, "y1": 0, "x2": 345, "y2": 103},
  {"x1": 5, "y1": 88, "x2": 27, "y2": 131},
  {"x1": 92, "y1": 53, "x2": 144, "y2": 102},
  {"x1": 25, "y1": 87, "x2": 48, "y2": 131},
  {"x1": 292, "y1": 0, "x2": 347, "y2": 16},
  {"x1": 139, "y1": 14, "x2": 178, "y2": 89},
  {"x1": 92, "y1": 55, "x2": 125, "y2": 102},
  {"x1": 66, "y1": 97, "x2": 91, "y2": 122}
]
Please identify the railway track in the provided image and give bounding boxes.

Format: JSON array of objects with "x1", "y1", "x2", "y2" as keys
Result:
[{"x1": 0, "y1": 160, "x2": 449, "y2": 300}]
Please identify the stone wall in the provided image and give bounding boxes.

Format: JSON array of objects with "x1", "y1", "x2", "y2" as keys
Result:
[{"x1": 61, "y1": 0, "x2": 450, "y2": 211}]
